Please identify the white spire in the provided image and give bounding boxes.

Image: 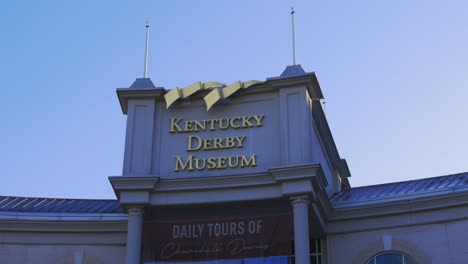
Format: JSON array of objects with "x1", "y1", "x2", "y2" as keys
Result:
[
  {"x1": 291, "y1": 7, "x2": 296, "y2": 65},
  {"x1": 143, "y1": 19, "x2": 150, "y2": 78}
]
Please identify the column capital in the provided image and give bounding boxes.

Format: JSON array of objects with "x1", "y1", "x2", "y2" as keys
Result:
[
  {"x1": 127, "y1": 207, "x2": 144, "y2": 215},
  {"x1": 126, "y1": 206, "x2": 144, "y2": 264},
  {"x1": 291, "y1": 196, "x2": 310, "y2": 206}
]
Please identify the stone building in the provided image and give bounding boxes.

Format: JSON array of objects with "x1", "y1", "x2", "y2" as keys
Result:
[{"x1": 1, "y1": 65, "x2": 467, "y2": 264}]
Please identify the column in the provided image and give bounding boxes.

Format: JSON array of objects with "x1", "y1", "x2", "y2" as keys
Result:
[
  {"x1": 126, "y1": 207, "x2": 144, "y2": 264},
  {"x1": 292, "y1": 197, "x2": 310, "y2": 264}
]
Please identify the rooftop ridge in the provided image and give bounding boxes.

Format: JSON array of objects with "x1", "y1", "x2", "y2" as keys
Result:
[
  {"x1": 347, "y1": 171, "x2": 468, "y2": 190},
  {"x1": 332, "y1": 171, "x2": 468, "y2": 207},
  {"x1": 0, "y1": 195, "x2": 118, "y2": 201},
  {"x1": 0, "y1": 196, "x2": 122, "y2": 214}
]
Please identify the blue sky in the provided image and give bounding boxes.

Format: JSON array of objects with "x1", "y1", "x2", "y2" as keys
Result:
[{"x1": 2, "y1": 0, "x2": 468, "y2": 199}]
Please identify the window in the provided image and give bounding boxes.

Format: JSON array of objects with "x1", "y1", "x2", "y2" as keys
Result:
[
  {"x1": 310, "y1": 239, "x2": 323, "y2": 264},
  {"x1": 366, "y1": 252, "x2": 417, "y2": 264},
  {"x1": 289, "y1": 239, "x2": 323, "y2": 264}
]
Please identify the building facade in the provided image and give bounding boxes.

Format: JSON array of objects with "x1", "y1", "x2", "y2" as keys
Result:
[{"x1": 1, "y1": 66, "x2": 467, "y2": 264}]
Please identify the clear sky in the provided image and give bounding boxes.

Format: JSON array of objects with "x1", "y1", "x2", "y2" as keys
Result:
[{"x1": 2, "y1": 0, "x2": 468, "y2": 199}]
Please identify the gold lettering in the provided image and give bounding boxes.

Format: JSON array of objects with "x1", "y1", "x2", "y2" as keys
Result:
[
  {"x1": 207, "y1": 119, "x2": 216, "y2": 131},
  {"x1": 169, "y1": 114, "x2": 264, "y2": 133},
  {"x1": 252, "y1": 115, "x2": 264, "y2": 127},
  {"x1": 225, "y1": 137, "x2": 236, "y2": 148},
  {"x1": 219, "y1": 118, "x2": 229, "y2": 130},
  {"x1": 213, "y1": 138, "x2": 223, "y2": 149},
  {"x1": 184, "y1": 121, "x2": 194, "y2": 131},
  {"x1": 240, "y1": 154, "x2": 257, "y2": 167},
  {"x1": 194, "y1": 158, "x2": 206, "y2": 170},
  {"x1": 207, "y1": 157, "x2": 217, "y2": 169},
  {"x1": 230, "y1": 117, "x2": 241, "y2": 129},
  {"x1": 218, "y1": 157, "x2": 227, "y2": 169},
  {"x1": 171, "y1": 114, "x2": 264, "y2": 172},
  {"x1": 228, "y1": 156, "x2": 239, "y2": 167},
  {"x1": 175, "y1": 155, "x2": 257, "y2": 171},
  {"x1": 234, "y1": 136, "x2": 246, "y2": 147},
  {"x1": 187, "y1": 136, "x2": 202, "y2": 151},
  {"x1": 187, "y1": 136, "x2": 248, "y2": 151},
  {"x1": 193, "y1": 120, "x2": 206, "y2": 131},
  {"x1": 241, "y1": 116, "x2": 253, "y2": 128},
  {"x1": 175, "y1": 155, "x2": 194, "y2": 171},
  {"x1": 202, "y1": 138, "x2": 213, "y2": 150},
  {"x1": 169, "y1": 118, "x2": 183, "y2": 133}
]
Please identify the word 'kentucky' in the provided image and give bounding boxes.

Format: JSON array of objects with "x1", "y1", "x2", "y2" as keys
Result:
[{"x1": 169, "y1": 115, "x2": 264, "y2": 133}]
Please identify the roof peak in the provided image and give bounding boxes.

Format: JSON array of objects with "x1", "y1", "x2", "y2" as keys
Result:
[
  {"x1": 129, "y1": 78, "x2": 158, "y2": 89},
  {"x1": 280, "y1": 64, "x2": 306, "y2": 78}
]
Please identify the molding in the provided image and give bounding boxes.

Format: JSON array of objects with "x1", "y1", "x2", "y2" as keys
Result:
[
  {"x1": 330, "y1": 190, "x2": 468, "y2": 220},
  {"x1": 151, "y1": 170, "x2": 278, "y2": 205},
  {"x1": 0, "y1": 211, "x2": 127, "y2": 222},
  {"x1": 318, "y1": 190, "x2": 334, "y2": 216},
  {"x1": 311, "y1": 202, "x2": 327, "y2": 233},
  {"x1": 109, "y1": 176, "x2": 159, "y2": 196},
  {"x1": 108, "y1": 164, "x2": 326, "y2": 206},
  {"x1": 0, "y1": 219, "x2": 127, "y2": 233},
  {"x1": 155, "y1": 172, "x2": 275, "y2": 192},
  {"x1": 267, "y1": 72, "x2": 324, "y2": 100},
  {"x1": 116, "y1": 73, "x2": 323, "y2": 115},
  {"x1": 271, "y1": 164, "x2": 328, "y2": 189},
  {"x1": 270, "y1": 164, "x2": 321, "y2": 180},
  {"x1": 116, "y1": 88, "x2": 166, "y2": 114},
  {"x1": 109, "y1": 176, "x2": 159, "y2": 207},
  {"x1": 349, "y1": 238, "x2": 432, "y2": 264},
  {"x1": 291, "y1": 196, "x2": 310, "y2": 205},
  {"x1": 312, "y1": 100, "x2": 349, "y2": 180},
  {"x1": 109, "y1": 165, "x2": 332, "y2": 234},
  {"x1": 0, "y1": 231, "x2": 126, "y2": 246},
  {"x1": 327, "y1": 192, "x2": 468, "y2": 234}
]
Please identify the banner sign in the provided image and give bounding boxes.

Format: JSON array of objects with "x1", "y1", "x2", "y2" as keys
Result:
[{"x1": 142, "y1": 214, "x2": 291, "y2": 262}]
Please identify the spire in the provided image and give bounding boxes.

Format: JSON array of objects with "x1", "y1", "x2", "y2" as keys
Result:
[
  {"x1": 125, "y1": 20, "x2": 161, "y2": 90},
  {"x1": 291, "y1": 7, "x2": 296, "y2": 66},
  {"x1": 143, "y1": 19, "x2": 150, "y2": 78}
]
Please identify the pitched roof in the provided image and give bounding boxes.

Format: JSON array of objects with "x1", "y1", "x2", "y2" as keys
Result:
[
  {"x1": 331, "y1": 172, "x2": 468, "y2": 208},
  {"x1": 0, "y1": 196, "x2": 123, "y2": 214},
  {"x1": 3, "y1": 172, "x2": 468, "y2": 213}
]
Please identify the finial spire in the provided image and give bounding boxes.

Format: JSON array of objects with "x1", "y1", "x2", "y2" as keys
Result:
[
  {"x1": 143, "y1": 19, "x2": 150, "y2": 78},
  {"x1": 290, "y1": 7, "x2": 296, "y2": 65}
]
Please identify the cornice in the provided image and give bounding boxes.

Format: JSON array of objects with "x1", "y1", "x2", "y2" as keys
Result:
[
  {"x1": 0, "y1": 218, "x2": 127, "y2": 232},
  {"x1": 267, "y1": 72, "x2": 324, "y2": 100},
  {"x1": 317, "y1": 189, "x2": 334, "y2": 218},
  {"x1": 109, "y1": 176, "x2": 159, "y2": 194},
  {"x1": 330, "y1": 190, "x2": 468, "y2": 221},
  {"x1": 116, "y1": 88, "x2": 166, "y2": 114},
  {"x1": 117, "y1": 74, "x2": 324, "y2": 114},
  {"x1": 312, "y1": 100, "x2": 350, "y2": 180},
  {"x1": 0, "y1": 211, "x2": 127, "y2": 222},
  {"x1": 109, "y1": 164, "x2": 329, "y2": 207},
  {"x1": 327, "y1": 190, "x2": 468, "y2": 234},
  {"x1": 156, "y1": 172, "x2": 275, "y2": 191}
]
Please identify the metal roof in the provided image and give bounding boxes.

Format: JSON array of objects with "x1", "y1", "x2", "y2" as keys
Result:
[
  {"x1": 267, "y1": 64, "x2": 308, "y2": 81},
  {"x1": 332, "y1": 172, "x2": 468, "y2": 208},
  {"x1": 279, "y1": 64, "x2": 306, "y2": 77},
  {"x1": 3, "y1": 172, "x2": 467, "y2": 213},
  {"x1": 0, "y1": 196, "x2": 123, "y2": 214},
  {"x1": 128, "y1": 77, "x2": 162, "y2": 89}
]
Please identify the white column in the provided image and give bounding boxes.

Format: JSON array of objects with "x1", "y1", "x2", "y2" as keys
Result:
[
  {"x1": 126, "y1": 207, "x2": 144, "y2": 264},
  {"x1": 292, "y1": 197, "x2": 310, "y2": 264}
]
